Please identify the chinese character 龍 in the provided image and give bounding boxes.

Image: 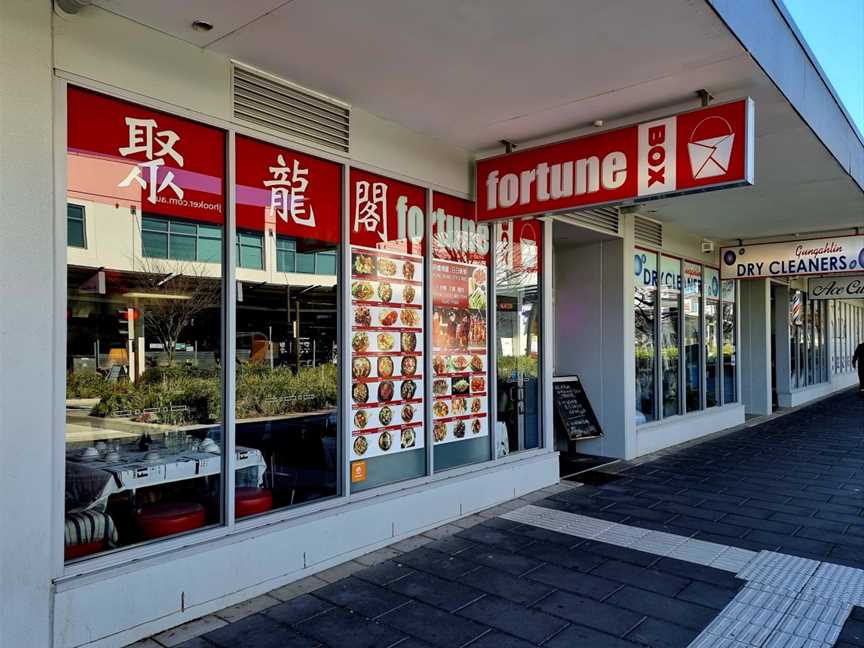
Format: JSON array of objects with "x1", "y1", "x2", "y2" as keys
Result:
[{"x1": 263, "y1": 154, "x2": 316, "y2": 227}]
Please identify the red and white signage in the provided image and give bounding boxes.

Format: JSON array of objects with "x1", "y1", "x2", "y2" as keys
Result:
[
  {"x1": 349, "y1": 169, "x2": 426, "y2": 253},
  {"x1": 476, "y1": 98, "x2": 754, "y2": 221},
  {"x1": 236, "y1": 135, "x2": 342, "y2": 242},
  {"x1": 67, "y1": 87, "x2": 225, "y2": 223}
]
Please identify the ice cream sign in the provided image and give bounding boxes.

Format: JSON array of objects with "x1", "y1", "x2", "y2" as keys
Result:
[
  {"x1": 720, "y1": 235, "x2": 864, "y2": 280},
  {"x1": 476, "y1": 98, "x2": 754, "y2": 222}
]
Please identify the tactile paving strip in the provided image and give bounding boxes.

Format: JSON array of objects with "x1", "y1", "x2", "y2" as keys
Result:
[{"x1": 501, "y1": 505, "x2": 861, "y2": 648}]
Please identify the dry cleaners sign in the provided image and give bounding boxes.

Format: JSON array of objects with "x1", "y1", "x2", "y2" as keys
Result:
[
  {"x1": 808, "y1": 276, "x2": 864, "y2": 300},
  {"x1": 720, "y1": 235, "x2": 864, "y2": 280}
]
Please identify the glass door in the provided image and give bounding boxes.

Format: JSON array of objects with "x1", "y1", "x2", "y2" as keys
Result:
[{"x1": 495, "y1": 220, "x2": 542, "y2": 455}]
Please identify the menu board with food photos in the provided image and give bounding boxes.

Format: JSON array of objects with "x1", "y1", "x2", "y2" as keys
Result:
[
  {"x1": 430, "y1": 193, "x2": 490, "y2": 445},
  {"x1": 349, "y1": 170, "x2": 426, "y2": 461}
]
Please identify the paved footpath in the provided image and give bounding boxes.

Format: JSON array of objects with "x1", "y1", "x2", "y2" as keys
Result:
[{"x1": 133, "y1": 389, "x2": 864, "y2": 648}]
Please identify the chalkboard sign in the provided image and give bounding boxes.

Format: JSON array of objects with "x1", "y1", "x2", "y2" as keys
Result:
[{"x1": 553, "y1": 376, "x2": 602, "y2": 441}]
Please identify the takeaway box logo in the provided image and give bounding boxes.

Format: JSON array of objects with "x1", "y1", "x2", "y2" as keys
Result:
[{"x1": 687, "y1": 116, "x2": 735, "y2": 180}]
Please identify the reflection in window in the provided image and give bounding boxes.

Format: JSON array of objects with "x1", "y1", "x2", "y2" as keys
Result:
[
  {"x1": 277, "y1": 236, "x2": 338, "y2": 275},
  {"x1": 722, "y1": 280, "x2": 737, "y2": 404},
  {"x1": 237, "y1": 231, "x2": 264, "y2": 270},
  {"x1": 683, "y1": 261, "x2": 702, "y2": 413},
  {"x1": 68, "y1": 204, "x2": 86, "y2": 248},
  {"x1": 142, "y1": 215, "x2": 223, "y2": 263},
  {"x1": 705, "y1": 267, "x2": 720, "y2": 408},
  {"x1": 634, "y1": 250, "x2": 657, "y2": 424},
  {"x1": 660, "y1": 256, "x2": 681, "y2": 418},
  {"x1": 496, "y1": 220, "x2": 542, "y2": 455}
]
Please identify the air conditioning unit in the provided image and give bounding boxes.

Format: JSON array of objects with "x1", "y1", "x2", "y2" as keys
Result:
[{"x1": 701, "y1": 239, "x2": 715, "y2": 254}]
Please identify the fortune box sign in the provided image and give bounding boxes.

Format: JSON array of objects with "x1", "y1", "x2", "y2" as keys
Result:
[{"x1": 476, "y1": 98, "x2": 754, "y2": 222}]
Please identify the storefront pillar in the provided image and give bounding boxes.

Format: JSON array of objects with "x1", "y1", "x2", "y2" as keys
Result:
[
  {"x1": 739, "y1": 279, "x2": 773, "y2": 415},
  {"x1": 0, "y1": 0, "x2": 56, "y2": 645}
]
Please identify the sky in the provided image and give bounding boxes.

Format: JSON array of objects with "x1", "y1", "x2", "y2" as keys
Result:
[{"x1": 782, "y1": 0, "x2": 864, "y2": 137}]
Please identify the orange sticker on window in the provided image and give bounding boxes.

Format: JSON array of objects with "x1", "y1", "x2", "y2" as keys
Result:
[{"x1": 351, "y1": 461, "x2": 367, "y2": 483}]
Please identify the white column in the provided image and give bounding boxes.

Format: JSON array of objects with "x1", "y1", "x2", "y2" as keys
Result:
[
  {"x1": 0, "y1": 1, "x2": 55, "y2": 646},
  {"x1": 739, "y1": 279, "x2": 772, "y2": 415}
]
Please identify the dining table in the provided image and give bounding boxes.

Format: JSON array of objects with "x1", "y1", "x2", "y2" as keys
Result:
[{"x1": 66, "y1": 443, "x2": 267, "y2": 513}]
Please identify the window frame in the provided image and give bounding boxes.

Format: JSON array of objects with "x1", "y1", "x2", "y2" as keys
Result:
[{"x1": 55, "y1": 78, "x2": 553, "y2": 580}]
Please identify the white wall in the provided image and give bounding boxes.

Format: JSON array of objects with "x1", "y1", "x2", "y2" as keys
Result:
[
  {"x1": 0, "y1": 1, "x2": 55, "y2": 646},
  {"x1": 53, "y1": 5, "x2": 474, "y2": 196}
]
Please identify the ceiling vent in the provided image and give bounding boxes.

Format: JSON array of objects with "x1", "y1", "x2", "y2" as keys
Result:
[
  {"x1": 634, "y1": 215, "x2": 663, "y2": 248},
  {"x1": 558, "y1": 207, "x2": 620, "y2": 237},
  {"x1": 232, "y1": 64, "x2": 350, "y2": 153}
]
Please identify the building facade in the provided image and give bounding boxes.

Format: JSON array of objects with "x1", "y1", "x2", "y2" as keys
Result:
[{"x1": 1, "y1": 1, "x2": 862, "y2": 646}]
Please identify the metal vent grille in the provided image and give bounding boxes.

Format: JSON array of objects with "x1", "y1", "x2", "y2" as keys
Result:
[
  {"x1": 560, "y1": 207, "x2": 620, "y2": 236},
  {"x1": 635, "y1": 215, "x2": 663, "y2": 247},
  {"x1": 232, "y1": 64, "x2": 350, "y2": 153}
]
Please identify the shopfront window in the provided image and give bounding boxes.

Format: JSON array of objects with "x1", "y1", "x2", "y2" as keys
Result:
[
  {"x1": 348, "y1": 169, "x2": 427, "y2": 490},
  {"x1": 683, "y1": 261, "x2": 702, "y2": 413},
  {"x1": 791, "y1": 290, "x2": 802, "y2": 387},
  {"x1": 660, "y1": 256, "x2": 681, "y2": 417},
  {"x1": 495, "y1": 219, "x2": 542, "y2": 454},
  {"x1": 722, "y1": 280, "x2": 737, "y2": 404},
  {"x1": 233, "y1": 135, "x2": 342, "y2": 515},
  {"x1": 276, "y1": 236, "x2": 338, "y2": 275},
  {"x1": 634, "y1": 250, "x2": 657, "y2": 423},
  {"x1": 64, "y1": 87, "x2": 226, "y2": 561},
  {"x1": 431, "y1": 194, "x2": 492, "y2": 470},
  {"x1": 704, "y1": 267, "x2": 720, "y2": 408}
]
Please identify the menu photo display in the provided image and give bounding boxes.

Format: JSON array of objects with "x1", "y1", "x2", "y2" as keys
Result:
[
  {"x1": 350, "y1": 247, "x2": 425, "y2": 459},
  {"x1": 430, "y1": 193, "x2": 490, "y2": 445}
]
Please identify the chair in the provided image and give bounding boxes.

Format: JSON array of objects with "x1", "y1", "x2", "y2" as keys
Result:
[
  {"x1": 235, "y1": 487, "x2": 273, "y2": 518},
  {"x1": 136, "y1": 501, "x2": 206, "y2": 540},
  {"x1": 65, "y1": 510, "x2": 119, "y2": 560}
]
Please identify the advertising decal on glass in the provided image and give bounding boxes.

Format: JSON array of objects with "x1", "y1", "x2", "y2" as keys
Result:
[
  {"x1": 477, "y1": 98, "x2": 754, "y2": 222},
  {"x1": 349, "y1": 169, "x2": 426, "y2": 461},
  {"x1": 67, "y1": 87, "x2": 225, "y2": 221},
  {"x1": 235, "y1": 135, "x2": 342, "y2": 240},
  {"x1": 720, "y1": 235, "x2": 864, "y2": 280},
  {"x1": 431, "y1": 193, "x2": 490, "y2": 445},
  {"x1": 635, "y1": 250, "x2": 659, "y2": 288}
]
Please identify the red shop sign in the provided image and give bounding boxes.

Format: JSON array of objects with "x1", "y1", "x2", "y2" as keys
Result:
[
  {"x1": 431, "y1": 193, "x2": 490, "y2": 265},
  {"x1": 235, "y1": 135, "x2": 342, "y2": 242},
  {"x1": 349, "y1": 169, "x2": 426, "y2": 254},
  {"x1": 67, "y1": 87, "x2": 225, "y2": 223},
  {"x1": 476, "y1": 98, "x2": 754, "y2": 222}
]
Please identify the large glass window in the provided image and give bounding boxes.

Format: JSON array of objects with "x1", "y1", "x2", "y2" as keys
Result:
[
  {"x1": 704, "y1": 267, "x2": 720, "y2": 407},
  {"x1": 495, "y1": 219, "x2": 542, "y2": 454},
  {"x1": 65, "y1": 87, "x2": 226, "y2": 561},
  {"x1": 683, "y1": 261, "x2": 702, "y2": 413},
  {"x1": 67, "y1": 204, "x2": 87, "y2": 248},
  {"x1": 634, "y1": 250, "x2": 657, "y2": 423},
  {"x1": 722, "y1": 280, "x2": 737, "y2": 404},
  {"x1": 660, "y1": 256, "x2": 681, "y2": 417},
  {"x1": 791, "y1": 289, "x2": 802, "y2": 387},
  {"x1": 431, "y1": 194, "x2": 492, "y2": 470},
  {"x1": 233, "y1": 135, "x2": 342, "y2": 514}
]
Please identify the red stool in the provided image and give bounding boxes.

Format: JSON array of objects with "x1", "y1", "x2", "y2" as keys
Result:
[
  {"x1": 137, "y1": 502, "x2": 206, "y2": 539},
  {"x1": 65, "y1": 540, "x2": 105, "y2": 560},
  {"x1": 235, "y1": 487, "x2": 273, "y2": 518}
]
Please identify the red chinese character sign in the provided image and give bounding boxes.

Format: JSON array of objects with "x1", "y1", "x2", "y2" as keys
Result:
[
  {"x1": 349, "y1": 170, "x2": 426, "y2": 461},
  {"x1": 476, "y1": 98, "x2": 754, "y2": 221},
  {"x1": 431, "y1": 194, "x2": 490, "y2": 445},
  {"x1": 67, "y1": 87, "x2": 225, "y2": 223},
  {"x1": 235, "y1": 135, "x2": 341, "y2": 242}
]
